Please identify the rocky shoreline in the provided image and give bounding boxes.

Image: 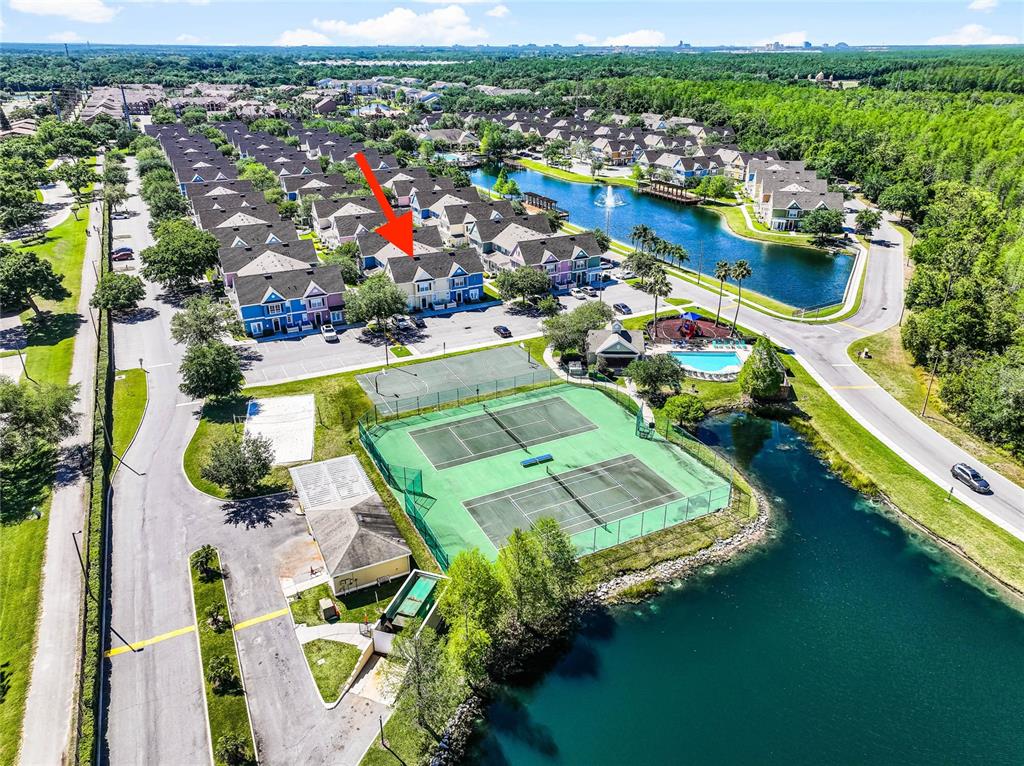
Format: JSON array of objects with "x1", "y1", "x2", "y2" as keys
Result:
[{"x1": 429, "y1": 483, "x2": 773, "y2": 765}]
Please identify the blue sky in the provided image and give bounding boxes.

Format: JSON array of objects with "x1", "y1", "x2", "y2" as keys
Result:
[{"x1": 3, "y1": 0, "x2": 1021, "y2": 48}]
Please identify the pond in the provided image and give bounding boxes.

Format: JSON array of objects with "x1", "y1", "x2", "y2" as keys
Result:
[
  {"x1": 469, "y1": 413, "x2": 1024, "y2": 765},
  {"x1": 469, "y1": 166, "x2": 854, "y2": 310}
]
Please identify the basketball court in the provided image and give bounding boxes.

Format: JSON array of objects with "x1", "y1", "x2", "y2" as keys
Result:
[{"x1": 356, "y1": 345, "x2": 550, "y2": 414}]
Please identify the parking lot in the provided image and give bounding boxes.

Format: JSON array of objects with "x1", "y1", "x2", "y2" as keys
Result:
[{"x1": 242, "y1": 279, "x2": 655, "y2": 386}]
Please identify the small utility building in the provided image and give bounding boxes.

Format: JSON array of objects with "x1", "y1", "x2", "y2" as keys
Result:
[{"x1": 289, "y1": 456, "x2": 411, "y2": 596}]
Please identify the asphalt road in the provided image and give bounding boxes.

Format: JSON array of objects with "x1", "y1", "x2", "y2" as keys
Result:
[{"x1": 105, "y1": 160, "x2": 387, "y2": 765}]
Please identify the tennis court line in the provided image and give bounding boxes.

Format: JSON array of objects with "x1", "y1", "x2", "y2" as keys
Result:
[{"x1": 430, "y1": 423, "x2": 597, "y2": 470}]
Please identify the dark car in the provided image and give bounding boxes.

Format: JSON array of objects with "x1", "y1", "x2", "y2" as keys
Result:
[
  {"x1": 111, "y1": 251, "x2": 135, "y2": 261},
  {"x1": 951, "y1": 463, "x2": 992, "y2": 494},
  {"x1": 493, "y1": 325, "x2": 512, "y2": 338},
  {"x1": 113, "y1": 247, "x2": 133, "y2": 255},
  {"x1": 613, "y1": 302, "x2": 632, "y2": 315},
  {"x1": 412, "y1": 316, "x2": 426, "y2": 329}
]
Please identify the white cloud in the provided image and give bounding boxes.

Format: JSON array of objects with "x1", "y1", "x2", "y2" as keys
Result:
[
  {"x1": 486, "y1": 4, "x2": 509, "y2": 18},
  {"x1": 413, "y1": 0, "x2": 497, "y2": 4},
  {"x1": 314, "y1": 6, "x2": 488, "y2": 46},
  {"x1": 176, "y1": 33, "x2": 200, "y2": 44},
  {"x1": 968, "y1": 0, "x2": 998, "y2": 10},
  {"x1": 273, "y1": 28, "x2": 332, "y2": 46},
  {"x1": 48, "y1": 31, "x2": 84, "y2": 42},
  {"x1": 10, "y1": 0, "x2": 118, "y2": 23},
  {"x1": 754, "y1": 30, "x2": 809, "y2": 47},
  {"x1": 576, "y1": 29, "x2": 665, "y2": 47},
  {"x1": 928, "y1": 23, "x2": 1018, "y2": 44}
]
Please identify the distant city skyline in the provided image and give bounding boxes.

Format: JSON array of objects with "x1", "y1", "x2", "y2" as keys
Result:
[{"x1": 3, "y1": 0, "x2": 1021, "y2": 49}]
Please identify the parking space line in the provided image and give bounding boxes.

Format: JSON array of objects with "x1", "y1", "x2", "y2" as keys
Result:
[
  {"x1": 105, "y1": 624, "x2": 195, "y2": 657},
  {"x1": 233, "y1": 607, "x2": 290, "y2": 632}
]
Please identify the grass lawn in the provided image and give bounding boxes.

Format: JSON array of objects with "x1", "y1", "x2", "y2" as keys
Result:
[
  {"x1": 849, "y1": 326, "x2": 1024, "y2": 489},
  {"x1": 784, "y1": 356, "x2": 1024, "y2": 595},
  {"x1": 191, "y1": 551, "x2": 255, "y2": 766},
  {"x1": 390, "y1": 344, "x2": 412, "y2": 358},
  {"x1": 181, "y1": 397, "x2": 293, "y2": 499},
  {"x1": 15, "y1": 209, "x2": 91, "y2": 385},
  {"x1": 0, "y1": 498, "x2": 50, "y2": 766},
  {"x1": 516, "y1": 158, "x2": 637, "y2": 188},
  {"x1": 112, "y1": 368, "x2": 147, "y2": 461},
  {"x1": 289, "y1": 580, "x2": 402, "y2": 628},
  {"x1": 706, "y1": 202, "x2": 819, "y2": 249},
  {"x1": 361, "y1": 694, "x2": 440, "y2": 766},
  {"x1": 482, "y1": 283, "x2": 501, "y2": 300},
  {"x1": 302, "y1": 640, "x2": 363, "y2": 703}
]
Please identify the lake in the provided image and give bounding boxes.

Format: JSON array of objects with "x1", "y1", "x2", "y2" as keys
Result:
[
  {"x1": 470, "y1": 414, "x2": 1024, "y2": 765},
  {"x1": 469, "y1": 166, "x2": 854, "y2": 310}
]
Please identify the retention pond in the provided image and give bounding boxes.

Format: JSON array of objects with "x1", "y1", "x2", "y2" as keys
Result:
[{"x1": 469, "y1": 413, "x2": 1024, "y2": 765}]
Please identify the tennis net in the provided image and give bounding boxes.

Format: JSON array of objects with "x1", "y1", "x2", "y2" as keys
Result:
[
  {"x1": 482, "y1": 403, "x2": 530, "y2": 454},
  {"x1": 545, "y1": 466, "x2": 605, "y2": 526}
]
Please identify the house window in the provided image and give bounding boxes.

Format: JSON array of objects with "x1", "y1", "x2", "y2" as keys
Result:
[
  {"x1": 545, "y1": 264, "x2": 556, "y2": 274},
  {"x1": 267, "y1": 303, "x2": 283, "y2": 315},
  {"x1": 788, "y1": 209, "x2": 800, "y2": 218},
  {"x1": 308, "y1": 297, "x2": 325, "y2": 309},
  {"x1": 330, "y1": 310, "x2": 343, "y2": 322},
  {"x1": 417, "y1": 282, "x2": 433, "y2": 293},
  {"x1": 250, "y1": 321, "x2": 263, "y2": 335},
  {"x1": 451, "y1": 277, "x2": 466, "y2": 288},
  {"x1": 469, "y1": 289, "x2": 479, "y2": 301}
]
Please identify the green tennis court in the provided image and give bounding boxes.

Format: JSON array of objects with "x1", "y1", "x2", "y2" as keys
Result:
[
  {"x1": 366, "y1": 382, "x2": 733, "y2": 562},
  {"x1": 464, "y1": 455, "x2": 683, "y2": 549},
  {"x1": 410, "y1": 396, "x2": 597, "y2": 469}
]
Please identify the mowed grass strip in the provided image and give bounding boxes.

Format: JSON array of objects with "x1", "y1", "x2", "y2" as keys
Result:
[
  {"x1": 191, "y1": 551, "x2": 255, "y2": 766},
  {"x1": 16, "y1": 206, "x2": 91, "y2": 386},
  {"x1": 303, "y1": 640, "x2": 362, "y2": 704},
  {"x1": 112, "y1": 368, "x2": 148, "y2": 461},
  {"x1": 848, "y1": 326, "x2": 1024, "y2": 490}
]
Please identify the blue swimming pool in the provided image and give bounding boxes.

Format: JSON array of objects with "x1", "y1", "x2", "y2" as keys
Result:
[{"x1": 670, "y1": 351, "x2": 743, "y2": 373}]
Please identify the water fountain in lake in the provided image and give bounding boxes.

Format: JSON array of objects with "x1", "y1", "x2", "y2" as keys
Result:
[{"x1": 595, "y1": 184, "x2": 627, "y2": 208}]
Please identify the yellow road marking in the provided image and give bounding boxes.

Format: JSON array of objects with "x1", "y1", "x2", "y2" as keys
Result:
[
  {"x1": 833, "y1": 384, "x2": 879, "y2": 390},
  {"x1": 233, "y1": 607, "x2": 289, "y2": 632},
  {"x1": 105, "y1": 625, "x2": 195, "y2": 657},
  {"x1": 840, "y1": 321, "x2": 867, "y2": 333}
]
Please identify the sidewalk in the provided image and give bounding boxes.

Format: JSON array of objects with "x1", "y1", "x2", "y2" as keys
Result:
[{"x1": 19, "y1": 157, "x2": 104, "y2": 766}]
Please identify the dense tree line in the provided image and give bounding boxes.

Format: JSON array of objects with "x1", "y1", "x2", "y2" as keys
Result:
[{"x1": 3, "y1": 47, "x2": 1024, "y2": 93}]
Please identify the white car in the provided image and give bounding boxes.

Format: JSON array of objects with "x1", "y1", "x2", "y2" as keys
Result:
[
  {"x1": 569, "y1": 287, "x2": 587, "y2": 299},
  {"x1": 395, "y1": 316, "x2": 414, "y2": 330},
  {"x1": 616, "y1": 269, "x2": 636, "y2": 280},
  {"x1": 321, "y1": 324, "x2": 338, "y2": 342}
]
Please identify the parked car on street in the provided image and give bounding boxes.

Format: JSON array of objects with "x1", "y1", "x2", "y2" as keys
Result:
[
  {"x1": 111, "y1": 251, "x2": 135, "y2": 261},
  {"x1": 395, "y1": 316, "x2": 414, "y2": 331},
  {"x1": 493, "y1": 325, "x2": 512, "y2": 338},
  {"x1": 613, "y1": 302, "x2": 632, "y2": 315},
  {"x1": 321, "y1": 324, "x2": 338, "y2": 342},
  {"x1": 951, "y1": 463, "x2": 991, "y2": 494},
  {"x1": 570, "y1": 287, "x2": 587, "y2": 299},
  {"x1": 412, "y1": 316, "x2": 426, "y2": 329},
  {"x1": 584, "y1": 287, "x2": 598, "y2": 297},
  {"x1": 111, "y1": 211, "x2": 131, "y2": 220},
  {"x1": 113, "y1": 246, "x2": 133, "y2": 255}
]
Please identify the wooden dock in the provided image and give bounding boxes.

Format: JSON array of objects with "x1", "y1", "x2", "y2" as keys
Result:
[{"x1": 637, "y1": 179, "x2": 700, "y2": 205}]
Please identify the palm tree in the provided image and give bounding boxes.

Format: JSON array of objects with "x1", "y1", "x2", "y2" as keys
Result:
[
  {"x1": 630, "y1": 224, "x2": 654, "y2": 254},
  {"x1": 731, "y1": 259, "x2": 752, "y2": 332},
  {"x1": 713, "y1": 260, "x2": 731, "y2": 326},
  {"x1": 644, "y1": 265, "x2": 671, "y2": 339},
  {"x1": 669, "y1": 243, "x2": 689, "y2": 269}
]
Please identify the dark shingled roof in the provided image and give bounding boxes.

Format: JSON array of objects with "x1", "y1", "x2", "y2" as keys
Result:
[
  {"x1": 514, "y1": 232, "x2": 601, "y2": 266},
  {"x1": 183, "y1": 179, "x2": 256, "y2": 200},
  {"x1": 218, "y1": 240, "x2": 318, "y2": 276},
  {"x1": 207, "y1": 221, "x2": 299, "y2": 248},
  {"x1": 440, "y1": 200, "x2": 514, "y2": 226},
  {"x1": 197, "y1": 205, "x2": 282, "y2": 230},
  {"x1": 233, "y1": 263, "x2": 345, "y2": 307},
  {"x1": 386, "y1": 248, "x2": 483, "y2": 283},
  {"x1": 356, "y1": 226, "x2": 443, "y2": 258}
]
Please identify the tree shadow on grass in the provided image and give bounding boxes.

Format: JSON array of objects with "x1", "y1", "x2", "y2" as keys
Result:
[
  {"x1": 0, "y1": 447, "x2": 57, "y2": 524},
  {"x1": 21, "y1": 311, "x2": 82, "y2": 352}
]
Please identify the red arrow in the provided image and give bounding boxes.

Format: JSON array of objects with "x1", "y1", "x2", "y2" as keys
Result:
[{"x1": 352, "y1": 152, "x2": 413, "y2": 256}]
